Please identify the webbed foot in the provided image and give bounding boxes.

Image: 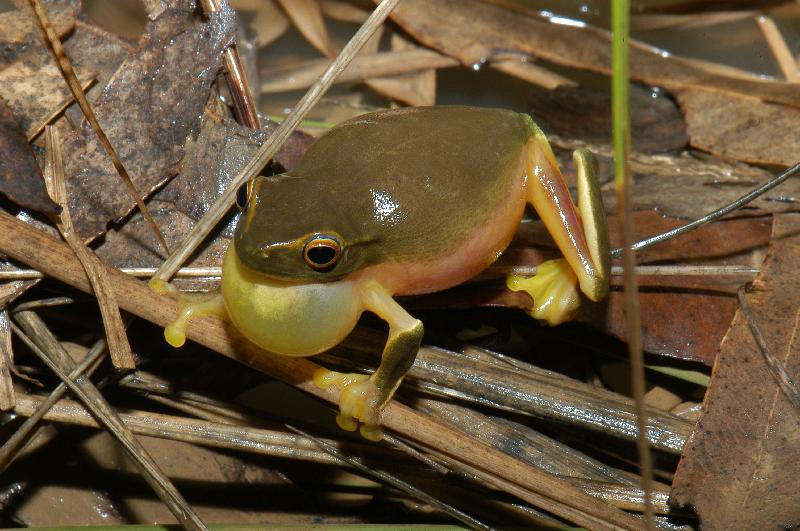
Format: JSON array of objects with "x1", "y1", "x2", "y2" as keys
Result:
[
  {"x1": 506, "y1": 258, "x2": 580, "y2": 326},
  {"x1": 149, "y1": 279, "x2": 226, "y2": 347},
  {"x1": 313, "y1": 368, "x2": 384, "y2": 441}
]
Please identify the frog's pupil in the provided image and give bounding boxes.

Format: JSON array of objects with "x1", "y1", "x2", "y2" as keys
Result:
[
  {"x1": 307, "y1": 245, "x2": 336, "y2": 266},
  {"x1": 235, "y1": 183, "x2": 249, "y2": 210}
]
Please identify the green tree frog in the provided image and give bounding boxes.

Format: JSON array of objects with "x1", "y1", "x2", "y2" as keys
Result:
[{"x1": 153, "y1": 106, "x2": 609, "y2": 440}]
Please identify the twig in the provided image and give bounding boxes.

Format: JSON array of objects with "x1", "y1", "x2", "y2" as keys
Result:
[
  {"x1": 611, "y1": 161, "x2": 800, "y2": 258},
  {"x1": 755, "y1": 15, "x2": 800, "y2": 82},
  {"x1": 27, "y1": 0, "x2": 170, "y2": 255},
  {"x1": 737, "y1": 286, "x2": 800, "y2": 410},
  {"x1": 0, "y1": 336, "x2": 108, "y2": 473},
  {"x1": 418, "y1": 443, "x2": 621, "y2": 531},
  {"x1": 153, "y1": 0, "x2": 403, "y2": 281},
  {"x1": 0, "y1": 267, "x2": 224, "y2": 280},
  {"x1": 12, "y1": 393, "x2": 387, "y2": 468},
  {"x1": 502, "y1": 264, "x2": 759, "y2": 278},
  {"x1": 0, "y1": 211, "x2": 642, "y2": 529},
  {"x1": 198, "y1": 0, "x2": 260, "y2": 129},
  {"x1": 286, "y1": 425, "x2": 495, "y2": 531},
  {"x1": 261, "y1": 48, "x2": 459, "y2": 93},
  {"x1": 12, "y1": 311, "x2": 208, "y2": 531},
  {"x1": 43, "y1": 126, "x2": 135, "y2": 369},
  {"x1": 0, "y1": 263, "x2": 761, "y2": 281}
]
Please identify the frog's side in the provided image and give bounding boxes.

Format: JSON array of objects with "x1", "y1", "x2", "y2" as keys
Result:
[{"x1": 156, "y1": 106, "x2": 609, "y2": 440}]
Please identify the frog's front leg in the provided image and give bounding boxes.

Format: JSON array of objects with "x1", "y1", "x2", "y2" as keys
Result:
[
  {"x1": 507, "y1": 130, "x2": 610, "y2": 325},
  {"x1": 149, "y1": 279, "x2": 228, "y2": 347},
  {"x1": 314, "y1": 281, "x2": 422, "y2": 441}
]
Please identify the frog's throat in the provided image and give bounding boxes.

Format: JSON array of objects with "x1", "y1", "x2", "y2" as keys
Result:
[{"x1": 221, "y1": 248, "x2": 362, "y2": 357}]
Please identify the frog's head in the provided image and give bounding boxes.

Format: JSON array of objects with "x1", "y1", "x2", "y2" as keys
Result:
[{"x1": 232, "y1": 174, "x2": 373, "y2": 283}]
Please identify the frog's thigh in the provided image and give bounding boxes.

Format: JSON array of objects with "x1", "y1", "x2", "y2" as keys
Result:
[
  {"x1": 507, "y1": 137, "x2": 609, "y2": 325},
  {"x1": 314, "y1": 282, "x2": 422, "y2": 441},
  {"x1": 150, "y1": 279, "x2": 227, "y2": 347}
]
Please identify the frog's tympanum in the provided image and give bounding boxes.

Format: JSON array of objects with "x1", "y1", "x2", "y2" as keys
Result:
[{"x1": 153, "y1": 106, "x2": 609, "y2": 440}]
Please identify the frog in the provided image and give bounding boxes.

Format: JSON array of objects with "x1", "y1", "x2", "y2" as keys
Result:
[{"x1": 152, "y1": 105, "x2": 609, "y2": 441}]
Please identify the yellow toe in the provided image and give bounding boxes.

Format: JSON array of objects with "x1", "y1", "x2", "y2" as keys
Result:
[{"x1": 507, "y1": 259, "x2": 580, "y2": 326}]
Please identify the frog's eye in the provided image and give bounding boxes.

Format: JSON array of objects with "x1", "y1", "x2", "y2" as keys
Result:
[
  {"x1": 302, "y1": 235, "x2": 341, "y2": 271},
  {"x1": 235, "y1": 181, "x2": 253, "y2": 211}
]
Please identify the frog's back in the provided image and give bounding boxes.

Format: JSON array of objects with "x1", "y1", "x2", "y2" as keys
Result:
[{"x1": 297, "y1": 106, "x2": 532, "y2": 266}]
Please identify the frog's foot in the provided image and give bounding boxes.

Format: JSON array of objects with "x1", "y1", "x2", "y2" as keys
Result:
[
  {"x1": 149, "y1": 279, "x2": 226, "y2": 348},
  {"x1": 506, "y1": 258, "x2": 580, "y2": 326},
  {"x1": 313, "y1": 368, "x2": 384, "y2": 441}
]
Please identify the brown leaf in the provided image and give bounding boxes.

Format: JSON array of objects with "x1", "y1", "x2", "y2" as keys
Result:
[
  {"x1": 581, "y1": 211, "x2": 772, "y2": 365},
  {"x1": 671, "y1": 213, "x2": 800, "y2": 529},
  {"x1": 530, "y1": 84, "x2": 687, "y2": 154},
  {"x1": 260, "y1": 48, "x2": 457, "y2": 94},
  {"x1": 95, "y1": 104, "x2": 314, "y2": 288},
  {"x1": 159, "y1": 106, "x2": 315, "y2": 224},
  {"x1": 0, "y1": 20, "x2": 132, "y2": 140},
  {"x1": 249, "y1": 0, "x2": 290, "y2": 47},
  {"x1": 0, "y1": 2, "x2": 75, "y2": 71},
  {"x1": 319, "y1": 0, "x2": 370, "y2": 23},
  {"x1": 364, "y1": 32, "x2": 437, "y2": 107},
  {"x1": 385, "y1": 0, "x2": 800, "y2": 107},
  {"x1": 591, "y1": 150, "x2": 800, "y2": 221},
  {"x1": 60, "y1": 2, "x2": 235, "y2": 241},
  {"x1": 629, "y1": 0, "x2": 786, "y2": 13},
  {"x1": 276, "y1": 0, "x2": 336, "y2": 57},
  {"x1": 0, "y1": 95, "x2": 60, "y2": 215},
  {"x1": 677, "y1": 88, "x2": 800, "y2": 166}
]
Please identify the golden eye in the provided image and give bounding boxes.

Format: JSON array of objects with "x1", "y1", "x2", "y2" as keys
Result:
[{"x1": 302, "y1": 235, "x2": 341, "y2": 271}]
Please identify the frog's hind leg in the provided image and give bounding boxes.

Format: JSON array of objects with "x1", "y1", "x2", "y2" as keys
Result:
[
  {"x1": 150, "y1": 279, "x2": 227, "y2": 347},
  {"x1": 314, "y1": 281, "x2": 422, "y2": 441},
  {"x1": 507, "y1": 131, "x2": 610, "y2": 325}
]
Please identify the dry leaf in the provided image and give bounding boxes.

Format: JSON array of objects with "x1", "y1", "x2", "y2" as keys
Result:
[
  {"x1": 260, "y1": 48, "x2": 457, "y2": 94},
  {"x1": 385, "y1": 0, "x2": 800, "y2": 106},
  {"x1": 671, "y1": 213, "x2": 800, "y2": 528},
  {"x1": 59, "y1": 2, "x2": 235, "y2": 241},
  {"x1": 582, "y1": 212, "x2": 772, "y2": 366},
  {"x1": 364, "y1": 32, "x2": 437, "y2": 107},
  {"x1": 95, "y1": 103, "x2": 314, "y2": 287},
  {"x1": 0, "y1": 2, "x2": 75, "y2": 70},
  {"x1": 489, "y1": 59, "x2": 576, "y2": 91},
  {"x1": 530, "y1": 85, "x2": 687, "y2": 154},
  {"x1": 319, "y1": 0, "x2": 370, "y2": 23},
  {"x1": 677, "y1": 88, "x2": 800, "y2": 166},
  {"x1": 276, "y1": 0, "x2": 336, "y2": 56},
  {"x1": 0, "y1": 95, "x2": 60, "y2": 215},
  {"x1": 595, "y1": 150, "x2": 800, "y2": 220},
  {"x1": 249, "y1": 0, "x2": 290, "y2": 47},
  {"x1": 0, "y1": 20, "x2": 131, "y2": 139}
]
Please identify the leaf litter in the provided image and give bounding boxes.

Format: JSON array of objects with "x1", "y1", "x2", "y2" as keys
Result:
[
  {"x1": 671, "y1": 213, "x2": 800, "y2": 529},
  {"x1": 0, "y1": 0, "x2": 799, "y2": 528}
]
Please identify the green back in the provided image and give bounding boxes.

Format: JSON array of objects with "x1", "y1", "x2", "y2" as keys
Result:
[{"x1": 235, "y1": 106, "x2": 532, "y2": 281}]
